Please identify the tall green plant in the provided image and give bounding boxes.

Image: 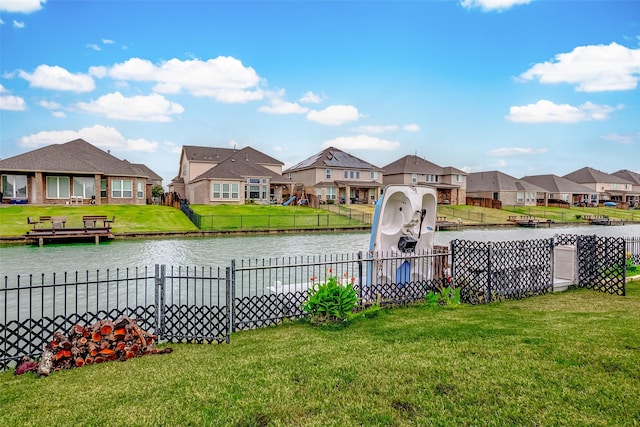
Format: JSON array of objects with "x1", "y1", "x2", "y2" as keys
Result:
[{"x1": 302, "y1": 276, "x2": 358, "y2": 325}]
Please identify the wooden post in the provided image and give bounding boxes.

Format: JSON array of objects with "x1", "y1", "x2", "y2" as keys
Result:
[{"x1": 39, "y1": 237, "x2": 43, "y2": 247}]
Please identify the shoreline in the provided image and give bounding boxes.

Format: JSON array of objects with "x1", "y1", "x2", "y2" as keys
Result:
[{"x1": 2, "y1": 221, "x2": 638, "y2": 245}]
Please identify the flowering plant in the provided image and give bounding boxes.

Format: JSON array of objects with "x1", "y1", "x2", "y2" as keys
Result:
[{"x1": 302, "y1": 269, "x2": 358, "y2": 325}]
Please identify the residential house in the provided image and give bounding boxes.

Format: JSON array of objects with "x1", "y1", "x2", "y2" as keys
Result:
[
  {"x1": 169, "y1": 145, "x2": 289, "y2": 205},
  {"x1": 284, "y1": 147, "x2": 384, "y2": 204},
  {"x1": 563, "y1": 167, "x2": 636, "y2": 206},
  {"x1": 611, "y1": 169, "x2": 640, "y2": 207},
  {"x1": 466, "y1": 170, "x2": 546, "y2": 207},
  {"x1": 381, "y1": 155, "x2": 467, "y2": 205},
  {"x1": 519, "y1": 174, "x2": 598, "y2": 206},
  {"x1": 0, "y1": 138, "x2": 160, "y2": 205}
]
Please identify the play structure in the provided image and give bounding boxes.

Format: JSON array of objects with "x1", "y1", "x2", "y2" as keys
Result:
[{"x1": 368, "y1": 185, "x2": 438, "y2": 285}]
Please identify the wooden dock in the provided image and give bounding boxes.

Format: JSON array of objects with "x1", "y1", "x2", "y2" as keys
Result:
[
  {"x1": 508, "y1": 215, "x2": 540, "y2": 227},
  {"x1": 436, "y1": 216, "x2": 461, "y2": 230},
  {"x1": 25, "y1": 215, "x2": 115, "y2": 246},
  {"x1": 582, "y1": 215, "x2": 624, "y2": 226}
]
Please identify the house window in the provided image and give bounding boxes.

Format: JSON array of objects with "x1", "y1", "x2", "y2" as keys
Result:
[
  {"x1": 411, "y1": 173, "x2": 417, "y2": 183},
  {"x1": 287, "y1": 173, "x2": 293, "y2": 180},
  {"x1": 246, "y1": 178, "x2": 268, "y2": 200},
  {"x1": 100, "y1": 179, "x2": 107, "y2": 197},
  {"x1": 137, "y1": 181, "x2": 144, "y2": 198},
  {"x1": 425, "y1": 174, "x2": 438, "y2": 183},
  {"x1": 316, "y1": 188, "x2": 323, "y2": 199},
  {"x1": 355, "y1": 171, "x2": 360, "y2": 179},
  {"x1": 213, "y1": 182, "x2": 239, "y2": 200},
  {"x1": 517, "y1": 192, "x2": 524, "y2": 203},
  {"x1": 455, "y1": 174, "x2": 463, "y2": 182},
  {"x1": 1, "y1": 174, "x2": 27, "y2": 199},
  {"x1": 326, "y1": 169, "x2": 332, "y2": 179},
  {"x1": 112, "y1": 179, "x2": 133, "y2": 198},
  {"x1": 46, "y1": 176, "x2": 70, "y2": 199},
  {"x1": 370, "y1": 171, "x2": 378, "y2": 180},
  {"x1": 326, "y1": 187, "x2": 337, "y2": 200},
  {"x1": 73, "y1": 177, "x2": 95, "y2": 199},
  {"x1": 343, "y1": 170, "x2": 349, "y2": 179}
]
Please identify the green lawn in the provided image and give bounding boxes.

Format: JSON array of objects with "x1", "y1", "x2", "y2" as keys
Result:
[
  {"x1": 1, "y1": 281, "x2": 639, "y2": 426},
  {"x1": 190, "y1": 204, "x2": 369, "y2": 230},
  {"x1": 0, "y1": 205, "x2": 198, "y2": 236}
]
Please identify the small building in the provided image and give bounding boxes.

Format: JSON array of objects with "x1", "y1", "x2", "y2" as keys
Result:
[
  {"x1": 284, "y1": 147, "x2": 384, "y2": 205},
  {"x1": 519, "y1": 174, "x2": 598, "y2": 206},
  {"x1": 169, "y1": 145, "x2": 289, "y2": 205},
  {"x1": 381, "y1": 155, "x2": 467, "y2": 205},
  {"x1": 563, "y1": 167, "x2": 635, "y2": 207},
  {"x1": 467, "y1": 170, "x2": 546, "y2": 207},
  {"x1": 0, "y1": 139, "x2": 160, "y2": 205}
]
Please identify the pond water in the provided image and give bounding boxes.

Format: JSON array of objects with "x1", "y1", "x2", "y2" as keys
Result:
[{"x1": 1, "y1": 224, "x2": 638, "y2": 279}]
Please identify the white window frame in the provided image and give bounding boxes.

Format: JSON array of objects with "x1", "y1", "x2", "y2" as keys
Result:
[
  {"x1": 517, "y1": 192, "x2": 524, "y2": 203},
  {"x1": 370, "y1": 171, "x2": 378, "y2": 180},
  {"x1": 73, "y1": 177, "x2": 95, "y2": 199},
  {"x1": 137, "y1": 181, "x2": 144, "y2": 198},
  {"x1": 212, "y1": 182, "x2": 239, "y2": 200},
  {"x1": 112, "y1": 179, "x2": 133, "y2": 198},
  {"x1": 326, "y1": 169, "x2": 332, "y2": 179},
  {"x1": 326, "y1": 187, "x2": 337, "y2": 200},
  {"x1": 2, "y1": 174, "x2": 28, "y2": 199},
  {"x1": 411, "y1": 173, "x2": 417, "y2": 183},
  {"x1": 46, "y1": 176, "x2": 70, "y2": 199}
]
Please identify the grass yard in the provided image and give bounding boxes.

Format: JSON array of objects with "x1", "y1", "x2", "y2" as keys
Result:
[
  {"x1": 190, "y1": 204, "x2": 369, "y2": 230},
  {"x1": 1, "y1": 281, "x2": 639, "y2": 426},
  {"x1": 0, "y1": 205, "x2": 198, "y2": 236}
]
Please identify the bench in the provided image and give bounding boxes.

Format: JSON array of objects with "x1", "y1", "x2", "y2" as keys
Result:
[
  {"x1": 82, "y1": 215, "x2": 115, "y2": 228},
  {"x1": 27, "y1": 216, "x2": 66, "y2": 229}
]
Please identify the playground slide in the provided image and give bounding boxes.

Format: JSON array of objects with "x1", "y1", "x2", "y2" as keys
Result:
[{"x1": 283, "y1": 196, "x2": 296, "y2": 206}]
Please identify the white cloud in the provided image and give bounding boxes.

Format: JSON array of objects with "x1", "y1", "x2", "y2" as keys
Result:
[
  {"x1": 38, "y1": 100, "x2": 62, "y2": 110},
  {"x1": 403, "y1": 124, "x2": 420, "y2": 132},
  {"x1": 76, "y1": 91, "x2": 184, "y2": 122},
  {"x1": 258, "y1": 99, "x2": 309, "y2": 114},
  {"x1": 103, "y1": 56, "x2": 264, "y2": 103},
  {"x1": 601, "y1": 132, "x2": 639, "y2": 145},
  {"x1": 460, "y1": 0, "x2": 531, "y2": 12},
  {"x1": 519, "y1": 42, "x2": 640, "y2": 92},
  {"x1": 0, "y1": 0, "x2": 45, "y2": 13},
  {"x1": 0, "y1": 94, "x2": 27, "y2": 110},
  {"x1": 321, "y1": 135, "x2": 400, "y2": 151},
  {"x1": 86, "y1": 43, "x2": 101, "y2": 51},
  {"x1": 19, "y1": 65, "x2": 95, "y2": 92},
  {"x1": 13, "y1": 20, "x2": 25, "y2": 28},
  {"x1": 52, "y1": 111, "x2": 66, "y2": 118},
  {"x1": 487, "y1": 147, "x2": 548, "y2": 156},
  {"x1": 299, "y1": 91, "x2": 324, "y2": 104},
  {"x1": 307, "y1": 105, "x2": 359, "y2": 126},
  {"x1": 19, "y1": 124, "x2": 158, "y2": 152},
  {"x1": 102, "y1": 39, "x2": 114, "y2": 45},
  {"x1": 506, "y1": 99, "x2": 618, "y2": 123}
]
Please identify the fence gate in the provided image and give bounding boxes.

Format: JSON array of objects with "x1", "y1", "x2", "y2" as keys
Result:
[
  {"x1": 451, "y1": 239, "x2": 554, "y2": 304},
  {"x1": 156, "y1": 265, "x2": 230, "y2": 343},
  {"x1": 576, "y1": 236, "x2": 626, "y2": 296}
]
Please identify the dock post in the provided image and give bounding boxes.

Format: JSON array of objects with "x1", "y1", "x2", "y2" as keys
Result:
[
  {"x1": 39, "y1": 237, "x2": 43, "y2": 247},
  {"x1": 95, "y1": 235, "x2": 99, "y2": 245}
]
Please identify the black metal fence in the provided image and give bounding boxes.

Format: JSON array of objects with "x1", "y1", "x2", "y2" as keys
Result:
[{"x1": 2, "y1": 235, "x2": 634, "y2": 371}]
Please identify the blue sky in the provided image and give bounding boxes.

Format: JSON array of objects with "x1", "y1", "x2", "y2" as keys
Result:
[{"x1": 1, "y1": 0, "x2": 639, "y2": 185}]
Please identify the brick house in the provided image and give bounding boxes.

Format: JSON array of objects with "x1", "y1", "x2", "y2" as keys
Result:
[
  {"x1": 611, "y1": 169, "x2": 640, "y2": 207},
  {"x1": 381, "y1": 155, "x2": 467, "y2": 205},
  {"x1": 466, "y1": 170, "x2": 546, "y2": 207},
  {"x1": 519, "y1": 174, "x2": 598, "y2": 206},
  {"x1": 283, "y1": 147, "x2": 384, "y2": 205},
  {"x1": 563, "y1": 167, "x2": 636, "y2": 206},
  {"x1": 0, "y1": 138, "x2": 160, "y2": 205},
  {"x1": 168, "y1": 145, "x2": 290, "y2": 205}
]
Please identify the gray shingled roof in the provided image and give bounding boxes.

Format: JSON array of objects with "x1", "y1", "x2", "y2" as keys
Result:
[
  {"x1": 192, "y1": 155, "x2": 289, "y2": 185},
  {"x1": 467, "y1": 170, "x2": 546, "y2": 193},
  {"x1": 520, "y1": 174, "x2": 597, "y2": 194},
  {"x1": 611, "y1": 169, "x2": 640, "y2": 185},
  {"x1": 285, "y1": 147, "x2": 380, "y2": 172},
  {"x1": 0, "y1": 139, "x2": 148, "y2": 177},
  {"x1": 183, "y1": 145, "x2": 283, "y2": 166},
  {"x1": 382, "y1": 155, "x2": 466, "y2": 176},
  {"x1": 563, "y1": 167, "x2": 632, "y2": 185}
]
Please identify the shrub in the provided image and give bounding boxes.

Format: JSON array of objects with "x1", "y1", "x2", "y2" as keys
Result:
[
  {"x1": 425, "y1": 286, "x2": 461, "y2": 307},
  {"x1": 302, "y1": 275, "x2": 358, "y2": 325}
]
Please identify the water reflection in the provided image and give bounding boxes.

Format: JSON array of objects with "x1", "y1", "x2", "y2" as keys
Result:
[{"x1": 1, "y1": 225, "x2": 638, "y2": 279}]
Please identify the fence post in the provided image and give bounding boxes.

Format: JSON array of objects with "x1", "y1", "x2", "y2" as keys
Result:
[
  {"x1": 486, "y1": 242, "x2": 493, "y2": 303},
  {"x1": 154, "y1": 264, "x2": 166, "y2": 340},
  {"x1": 357, "y1": 251, "x2": 363, "y2": 302},
  {"x1": 225, "y1": 265, "x2": 232, "y2": 343},
  {"x1": 229, "y1": 259, "x2": 236, "y2": 334}
]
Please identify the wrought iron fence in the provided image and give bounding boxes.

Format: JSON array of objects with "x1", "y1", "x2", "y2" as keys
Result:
[
  {"x1": 626, "y1": 236, "x2": 640, "y2": 264},
  {"x1": 1, "y1": 235, "x2": 629, "y2": 371}
]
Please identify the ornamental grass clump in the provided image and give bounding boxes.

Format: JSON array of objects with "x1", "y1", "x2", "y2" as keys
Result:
[{"x1": 302, "y1": 272, "x2": 358, "y2": 326}]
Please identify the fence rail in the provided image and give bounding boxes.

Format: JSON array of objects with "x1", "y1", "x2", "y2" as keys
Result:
[{"x1": 2, "y1": 234, "x2": 635, "y2": 371}]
